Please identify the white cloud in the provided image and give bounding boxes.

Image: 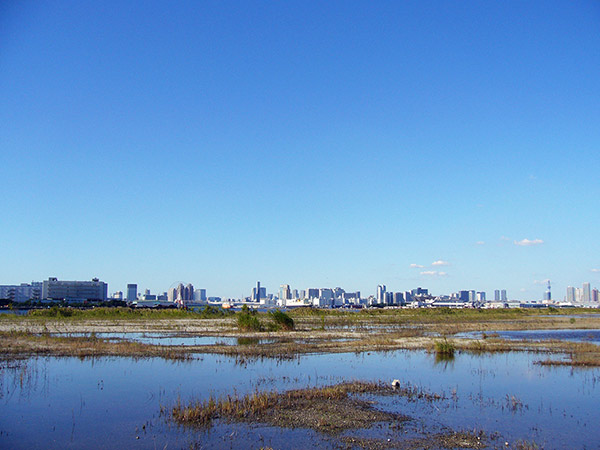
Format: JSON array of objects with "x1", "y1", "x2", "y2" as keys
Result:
[
  {"x1": 420, "y1": 271, "x2": 447, "y2": 277},
  {"x1": 500, "y1": 236, "x2": 511, "y2": 241},
  {"x1": 591, "y1": 269, "x2": 600, "y2": 273},
  {"x1": 534, "y1": 279, "x2": 550, "y2": 285},
  {"x1": 514, "y1": 238, "x2": 544, "y2": 246},
  {"x1": 410, "y1": 264, "x2": 424, "y2": 269},
  {"x1": 476, "y1": 241, "x2": 485, "y2": 245},
  {"x1": 432, "y1": 260, "x2": 450, "y2": 266}
]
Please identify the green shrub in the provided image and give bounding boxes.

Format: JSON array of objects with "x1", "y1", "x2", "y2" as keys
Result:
[
  {"x1": 269, "y1": 310, "x2": 294, "y2": 331},
  {"x1": 434, "y1": 338, "x2": 455, "y2": 357},
  {"x1": 237, "y1": 306, "x2": 263, "y2": 331}
]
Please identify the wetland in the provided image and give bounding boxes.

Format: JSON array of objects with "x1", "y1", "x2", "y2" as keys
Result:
[{"x1": 1, "y1": 307, "x2": 600, "y2": 449}]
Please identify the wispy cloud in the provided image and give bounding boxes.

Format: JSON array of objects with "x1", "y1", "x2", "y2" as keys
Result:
[
  {"x1": 514, "y1": 238, "x2": 544, "y2": 246},
  {"x1": 410, "y1": 263, "x2": 424, "y2": 269},
  {"x1": 500, "y1": 236, "x2": 511, "y2": 241},
  {"x1": 432, "y1": 260, "x2": 450, "y2": 266},
  {"x1": 420, "y1": 271, "x2": 447, "y2": 277},
  {"x1": 476, "y1": 241, "x2": 485, "y2": 245},
  {"x1": 534, "y1": 279, "x2": 550, "y2": 285},
  {"x1": 591, "y1": 269, "x2": 600, "y2": 273}
]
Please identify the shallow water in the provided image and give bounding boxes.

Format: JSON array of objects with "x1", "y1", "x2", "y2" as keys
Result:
[
  {"x1": 456, "y1": 328, "x2": 600, "y2": 344},
  {"x1": 0, "y1": 350, "x2": 598, "y2": 449}
]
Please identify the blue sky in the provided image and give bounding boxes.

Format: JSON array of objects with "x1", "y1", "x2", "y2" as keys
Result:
[{"x1": 1, "y1": 1, "x2": 599, "y2": 300}]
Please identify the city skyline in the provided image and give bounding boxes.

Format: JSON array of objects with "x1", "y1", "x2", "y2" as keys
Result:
[{"x1": 1, "y1": 1, "x2": 599, "y2": 300}]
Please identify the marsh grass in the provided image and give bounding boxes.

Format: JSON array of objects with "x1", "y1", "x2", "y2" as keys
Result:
[
  {"x1": 433, "y1": 338, "x2": 455, "y2": 357},
  {"x1": 0, "y1": 330, "x2": 189, "y2": 360},
  {"x1": 171, "y1": 381, "x2": 409, "y2": 433},
  {"x1": 24, "y1": 306, "x2": 232, "y2": 321}
]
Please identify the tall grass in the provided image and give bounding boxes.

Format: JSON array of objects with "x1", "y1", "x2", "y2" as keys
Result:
[{"x1": 26, "y1": 306, "x2": 232, "y2": 320}]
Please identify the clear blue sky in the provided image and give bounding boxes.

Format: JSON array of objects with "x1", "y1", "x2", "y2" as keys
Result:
[{"x1": 1, "y1": 1, "x2": 599, "y2": 300}]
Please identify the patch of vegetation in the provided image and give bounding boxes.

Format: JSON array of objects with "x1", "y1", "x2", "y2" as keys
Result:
[
  {"x1": 171, "y1": 381, "x2": 408, "y2": 434},
  {"x1": 434, "y1": 338, "x2": 455, "y2": 357},
  {"x1": 24, "y1": 306, "x2": 232, "y2": 320},
  {"x1": 268, "y1": 309, "x2": 294, "y2": 331},
  {"x1": 236, "y1": 305, "x2": 263, "y2": 331},
  {"x1": 0, "y1": 330, "x2": 190, "y2": 360}
]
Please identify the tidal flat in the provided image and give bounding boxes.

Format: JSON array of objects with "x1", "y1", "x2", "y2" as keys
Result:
[{"x1": 1, "y1": 307, "x2": 600, "y2": 449}]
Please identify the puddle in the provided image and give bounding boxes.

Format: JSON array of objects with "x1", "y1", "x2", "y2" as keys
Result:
[{"x1": 455, "y1": 329, "x2": 600, "y2": 344}]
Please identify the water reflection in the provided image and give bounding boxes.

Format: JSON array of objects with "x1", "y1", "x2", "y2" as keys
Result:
[{"x1": 0, "y1": 350, "x2": 598, "y2": 449}]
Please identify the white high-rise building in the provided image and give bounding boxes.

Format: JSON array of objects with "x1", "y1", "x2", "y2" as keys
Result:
[
  {"x1": 583, "y1": 283, "x2": 591, "y2": 303},
  {"x1": 566, "y1": 286, "x2": 575, "y2": 303},
  {"x1": 376, "y1": 285, "x2": 386, "y2": 304}
]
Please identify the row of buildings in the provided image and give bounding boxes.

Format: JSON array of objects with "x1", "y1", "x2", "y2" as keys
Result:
[{"x1": 1, "y1": 278, "x2": 598, "y2": 309}]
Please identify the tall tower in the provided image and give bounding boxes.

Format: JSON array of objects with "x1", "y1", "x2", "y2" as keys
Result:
[{"x1": 544, "y1": 281, "x2": 551, "y2": 301}]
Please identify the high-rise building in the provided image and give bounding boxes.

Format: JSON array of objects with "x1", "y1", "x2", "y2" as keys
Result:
[
  {"x1": 42, "y1": 278, "x2": 107, "y2": 301},
  {"x1": 279, "y1": 284, "x2": 291, "y2": 301},
  {"x1": 583, "y1": 283, "x2": 591, "y2": 303},
  {"x1": 411, "y1": 287, "x2": 428, "y2": 296},
  {"x1": 376, "y1": 285, "x2": 386, "y2": 304},
  {"x1": 252, "y1": 281, "x2": 262, "y2": 302},
  {"x1": 494, "y1": 290, "x2": 500, "y2": 301},
  {"x1": 458, "y1": 290, "x2": 470, "y2": 302},
  {"x1": 501, "y1": 290, "x2": 507, "y2": 302},
  {"x1": 592, "y1": 289, "x2": 599, "y2": 303},
  {"x1": 393, "y1": 292, "x2": 404, "y2": 305},
  {"x1": 544, "y1": 281, "x2": 551, "y2": 301},
  {"x1": 194, "y1": 289, "x2": 207, "y2": 302},
  {"x1": 306, "y1": 288, "x2": 319, "y2": 299},
  {"x1": 566, "y1": 286, "x2": 575, "y2": 303},
  {"x1": 476, "y1": 292, "x2": 486, "y2": 302}
]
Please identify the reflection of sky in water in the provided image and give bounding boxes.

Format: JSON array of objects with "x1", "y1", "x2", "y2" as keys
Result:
[
  {"x1": 1, "y1": 350, "x2": 599, "y2": 449},
  {"x1": 456, "y1": 329, "x2": 600, "y2": 344}
]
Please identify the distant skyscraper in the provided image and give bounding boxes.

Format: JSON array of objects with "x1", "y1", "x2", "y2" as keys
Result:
[
  {"x1": 127, "y1": 284, "x2": 138, "y2": 302},
  {"x1": 476, "y1": 292, "x2": 486, "y2": 302},
  {"x1": 458, "y1": 290, "x2": 469, "y2": 302},
  {"x1": 377, "y1": 285, "x2": 386, "y2": 304},
  {"x1": 592, "y1": 289, "x2": 599, "y2": 303},
  {"x1": 501, "y1": 290, "x2": 507, "y2": 302},
  {"x1": 494, "y1": 290, "x2": 500, "y2": 301},
  {"x1": 566, "y1": 286, "x2": 575, "y2": 303},
  {"x1": 194, "y1": 289, "x2": 207, "y2": 302},
  {"x1": 252, "y1": 281, "x2": 262, "y2": 302},
  {"x1": 280, "y1": 284, "x2": 291, "y2": 301},
  {"x1": 583, "y1": 282, "x2": 591, "y2": 303}
]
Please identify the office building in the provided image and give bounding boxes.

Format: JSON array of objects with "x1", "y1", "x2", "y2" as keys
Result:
[
  {"x1": 306, "y1": 288, "x2": 319, "y2": 299},
  {"x1": 566, "y1": 286, "x2": 575, "y2": 303},
  {"x1": 583, "y1": 283, "x2": 591, "y2": 303},
  {"x1": 42, "y1": 278, "x2": 108, "y2": 301},
  {"x1": 127, "y1": 284, "x2": 138, "y2": 302},
  {"x1": 195, "y1": 289, "x2": 207, "y2": 302},
  {"x1": 279, "y1": 284, "x2": 291, "y2": 301},
  {"x1": 501, "y1": 290, "x2": 507, "y2": 302},
  {"x1": 494, "y1": 290, "x2": 500, "y2": 301},
  {"x1": 458, "y1": 290, "x2": 470, "y2": 302},
  {"x1": 377, "y1": 285, "x2": 386, "y2": 304},
  {"x1": 393, "y1": 292, "x2": 404, "y2": 305},
  {"x1": 592, "y1": 289, "x2": 599, "y2": 303},
  {"x1": 0, "y1": 282, "x2": 42, "y2": 302}
]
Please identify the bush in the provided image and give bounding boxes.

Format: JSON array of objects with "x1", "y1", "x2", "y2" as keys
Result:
[
  {"x1": 237, "y1": 306, "x2": 263, "y2": 331},
  {"x1": 269, "y1": 310, "x2": 294, "y2": 331},
  {"x1": 434, "y1": 338, "x2": 455, "y2": 357}
]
